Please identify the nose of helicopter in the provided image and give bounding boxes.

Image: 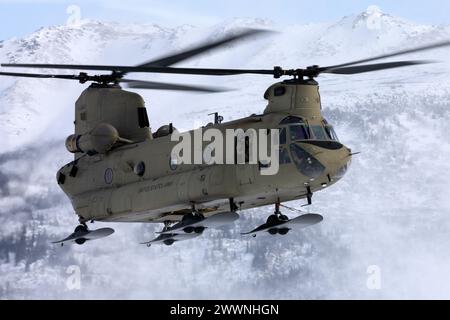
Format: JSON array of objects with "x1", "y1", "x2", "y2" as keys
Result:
[
  {"x1": 321, "y1": 144, "x2": 352, "y2": 182},
  {"x1": 293, "y1": 141, "x2": 352, "y2": 183},
  {"x1": 329, "y1": 145, "x2": 352, "y2": 180}
]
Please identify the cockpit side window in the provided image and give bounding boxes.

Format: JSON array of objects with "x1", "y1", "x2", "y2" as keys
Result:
[
  {"x1": 310, "y1": 125, "x2": 328, "y2": 140},
  {"x1": 323, "y1": 125, "x2": 339, "y2": 141},
  {"x1": 322, "y1": 119, "x2": 339, "y2": 141}
]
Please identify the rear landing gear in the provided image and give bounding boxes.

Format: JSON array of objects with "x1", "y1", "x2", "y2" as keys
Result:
[
  {"x1": 163, "y1": 239, "x2": 175, "y2": 246},
  {"x1": 74, "y1": 224, "x2": 88, "y2": 233},
  {"x1": 73, "y1": 224, "x2": 88, "y2": 245},
  {"x1": 52, "y1": 219, "x2": 114, "y2": 246},
  {"x1": 181, "y1": 204, "x2": 205, "y2": 233}
]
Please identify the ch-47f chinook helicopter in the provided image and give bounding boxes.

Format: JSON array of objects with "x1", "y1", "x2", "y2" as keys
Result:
[{"x1": 1, "y1": 29, "x2": 450, "y2": 246}]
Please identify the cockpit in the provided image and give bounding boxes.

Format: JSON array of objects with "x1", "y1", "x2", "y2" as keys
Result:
[{"x1": 278, "y1": 116, "x2": 345, "y2": 179}]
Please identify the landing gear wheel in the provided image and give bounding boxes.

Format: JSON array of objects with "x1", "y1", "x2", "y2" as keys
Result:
[
  {"x1": 74, "y1": 225, "x2": 88, "y2": 233},
  {"x1": 266, "y1": 214, "x2": 279, "y2": 225},
  {"x1": 279, "y1": 214, "x2": 289, "y2": 222},
  {"x1": 75, "y1": 238, "x2": 86, "y2": 245},
  {"x1": 183, "y1": 226, "x2": 195, "y2": 234},
  {"x1": 163, "y1": 239, "x2": 175, "y2": 246},
  {"x1": 194, "y1": 226, "x2": 205, "y2": 234}
]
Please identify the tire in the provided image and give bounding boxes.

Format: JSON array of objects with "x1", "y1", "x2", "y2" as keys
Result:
[
  {"x1": 75, "y1": 238, "x2": 86, "y2": 245},
  {"x1": 183, "y1": 226, "x2": 195, "y2": 234},
  {"x1": 194, "y1": 227, "x2": 205, "y2": 234},
  {"x1": 266, "y1": 215, "x2": 279, "y2": 225},
  {"x1": 74, "y1": 225, "x2": 88, "y2": 233},
  {"x1": 279, "y1": 215, "x2": 289, "y2": 222},
  {"x1": 163, "y1": 239, "x2": 175, "y2": 246}
]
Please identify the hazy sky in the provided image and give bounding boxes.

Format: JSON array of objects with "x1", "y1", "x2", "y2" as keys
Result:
[{"x1": 1, "y1": 0, "x2": 450, "y2": 40}]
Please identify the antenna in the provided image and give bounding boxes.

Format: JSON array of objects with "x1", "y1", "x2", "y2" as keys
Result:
[{"x1": 208, "y1": 112, "x2": 224, "y2": 124}]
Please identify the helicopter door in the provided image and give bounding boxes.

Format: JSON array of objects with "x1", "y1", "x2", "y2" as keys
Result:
[{"x1": 233, "y1": 136, "x2": 255, "y2": 185}]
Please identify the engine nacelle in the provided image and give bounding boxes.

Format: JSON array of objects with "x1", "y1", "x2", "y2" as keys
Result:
[{"x1": 66, "y1": 123, "x2": 119, "y2": 155}]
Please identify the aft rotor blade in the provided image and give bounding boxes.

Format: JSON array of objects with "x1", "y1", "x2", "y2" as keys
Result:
[
  {"x1": 0, "y1": 71, "x2": 81, "y2": 80},
  {"x1": 120, "y1": 79, "x2": 230, "y2": 93},
  {"x1": 136, "y1": 28, "x2": 271, "y2": 68},
  {"x1": 1, "y1": 63, "x2": 276, "y2": 76},
  {"x1": 1, "y1": 29, "x2": 273, "y2": 79},
  {"x1": 323, "y1": 40, "x2": 450, "y2": 70},
  {"x1": 323, "y1": 60, "x2": 434, "y2": 75}
]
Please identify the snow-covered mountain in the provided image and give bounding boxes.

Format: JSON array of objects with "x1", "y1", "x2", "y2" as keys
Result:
[{"x1": 1, "y1": 6, "x2": 450, "y2": 299}]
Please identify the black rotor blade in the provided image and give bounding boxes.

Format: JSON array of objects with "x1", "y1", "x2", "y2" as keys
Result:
[
  {"x1": 323, "y1": 60, "x2": 434, "y2": 75},
  {"x1": 1, "y1": 63, "x2": 276, "y2": 76},
  {"x1": 323, "y1": 40, "x2": 450, "y2": 70},
  {"x1": 120, "y1": 79, "x2": 230, "y2": 93},
  {"x1": 0, "y1": 71, "x2": 81, "y2": 80},
  {"x1": 136, "y1": 28, "x2": 271, "y2": 68}
]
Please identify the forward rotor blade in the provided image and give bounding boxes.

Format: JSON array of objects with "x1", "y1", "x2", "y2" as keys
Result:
[
  {"x1": 324, "y1": 40, "x2": 450, "y2": 70},
  {"x1": 323, "y1": 60, "x2": 434, "y2": 75},
  {"x1": 120, "y1": 79, "x2": 230, "y2": 93},
  {"x1": 136, "y1": 28, "x2": 271, "y2": 68},
  {"x1": 0, "y1": 71, "x2": 81, "y2": 80}
]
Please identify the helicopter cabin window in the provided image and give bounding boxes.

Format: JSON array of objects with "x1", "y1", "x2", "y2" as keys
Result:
[
  {"x1": 274, "y1": 86, "x2": 286, "y2": 97},
  {"x1": 279, "y1": 127, "x2": 286, "y2": 145},
  {"x1": 279, "y1": 147, "x2": 291, "y2": 164},
  {"x1": 137, "y1": 107, "x2": 150, "y2": 128},
  {"x1": 233, "y1": 136, "x2": 251, "y2": 164}
]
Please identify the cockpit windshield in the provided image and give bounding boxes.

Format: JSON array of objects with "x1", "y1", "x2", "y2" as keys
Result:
[
  {"x1": 290, "y1": 125, "x2": 310, "y2": 140},
  {"x1": 279, "y1": 116, "x2": 339, "y2": 142}
]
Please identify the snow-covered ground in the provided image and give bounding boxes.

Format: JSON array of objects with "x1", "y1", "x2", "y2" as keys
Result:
[{"x1": 1, "y1": 7, "x2": 450, "y2": 299}]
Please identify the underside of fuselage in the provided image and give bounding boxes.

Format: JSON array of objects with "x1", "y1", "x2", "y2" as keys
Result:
[{"x1": 95, "y1": 184, "x2": 319, "y2": 223}]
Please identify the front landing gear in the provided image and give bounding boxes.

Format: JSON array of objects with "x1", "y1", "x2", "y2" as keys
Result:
[
  {"x1": 241, "y1": 200, "x2": 323, "y2": 237},
  {"x1": 266, "y1": 201, "x2": 290, "y2": 236},
  {"x1": 73, "y1": 225, "x2": 87, "y2": 245},
  {"x1": 266, "y1": 202, "x2": 289, "y2": 224}
]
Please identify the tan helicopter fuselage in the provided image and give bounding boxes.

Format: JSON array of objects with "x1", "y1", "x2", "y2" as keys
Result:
[{"x1": 57, "y1": 79, "x2": 352, "y2": 224}]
